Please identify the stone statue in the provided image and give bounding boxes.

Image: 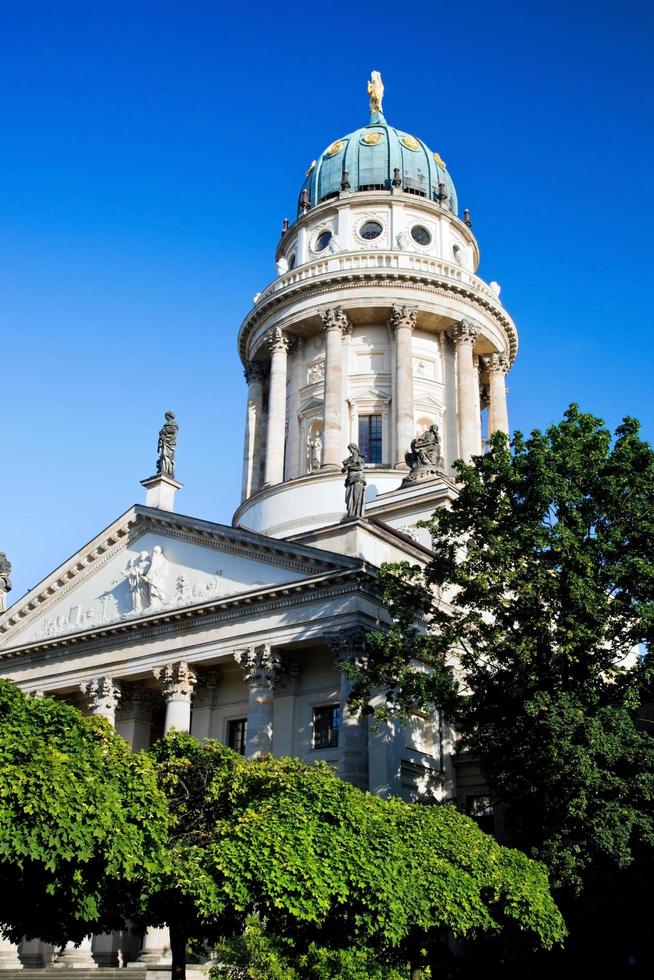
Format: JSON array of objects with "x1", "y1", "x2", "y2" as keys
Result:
[
  {"x1": 403, "y1": 424, "x2": 445, "y2": 484},
  {"x1": 0, "y1": 552, "x2": 12, "y2": 613},
  {"x1": 143, "y1": 545, "x2": 169, "y2": 608},
  {"x1": 121, "y1": 554, "x2": 148, "y2": 613},
  {"x1": 309, "y1": 434, "x2": 322, "y2": 471},
  {"x1": 367, "y1": 70, "x2": 384, "y2": 115},
  {"x1": 156, "y1": 411, "x2": 178, "y2": 479},
  {"x1": 342, "y1": 444, "x2": 367, "y2": 519}
]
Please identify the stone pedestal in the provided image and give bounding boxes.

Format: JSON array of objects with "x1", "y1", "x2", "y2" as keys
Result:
[
  {"x1": 54, "y1": 938, "x2": 96, "y2": 969},
  {"x1": 235, "y1": 644, "x2": 281, "y2": 757},
  {"x1": 141, "y1": 475, "x2": 183, "y2": 512},
  {"x1": 0, "y1": 936, "x2": 22, "y2": 969},
  {"x1": 129, "y1": 928, "x2": 171, "y2": 968},
  {"x1": 154, "y1": 661, "x2": 197, "y2": 734}
]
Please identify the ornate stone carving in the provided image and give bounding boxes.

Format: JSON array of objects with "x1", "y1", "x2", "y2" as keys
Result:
[
  {"x1": 153, "y1": 661, "x2": 197, "y2": 702},
  {"x1": 119, "y1": 547, "x2": 169, "y2": 613},
  {"x1": 342, "y1": 444, "x2": 367, "y2": 518},
  {"x1": 267, "y1": 327, "x2": 290, "y2": 353},
  {"x1": 307, "y1": 360, "x2": 325, "y2": 383},
  {"x1": 403, "y1": 424, "x2": 445, "y2": 485},
  {"x1": 156, "y1": 411, "x2": 178, "y2": 479},
  {"x1": 0, "y1": 552, "x2": 12, "y2": 613},
  {"x1": 388, "y1": 304, "x2": 418, "y2": 334},
  {"x1": 80, "y1": 676, "x2": 121, "y2": 717},
  {"x1": 397, "y1": 524, "x2": 420, "y2": 543},
  {"x1": 234, "y1": 643, "x2": 282, "y2": 688},
  {"x1": 483, "y1": 352, "x2": 510, "y2": 375},
  {"x1": 319, "y1": 306, "x2": 351, "y2": 335},
  {"x1": 309, "y1": 434, "x2": 323, "y2": 471},
  {"x1": 325, "y1": 626, "x2": 370, "y2": 669},
  {"x1": 244, "y1": 362, "x2": 266, "y2": 385},
  {"x1": 445, "y1": 319, "x2": 480, "y2": 347}
]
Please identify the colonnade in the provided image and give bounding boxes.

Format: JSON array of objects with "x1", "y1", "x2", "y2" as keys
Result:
[{"x1": 240, "y1": 309, "x2": 510, "y2": 498}]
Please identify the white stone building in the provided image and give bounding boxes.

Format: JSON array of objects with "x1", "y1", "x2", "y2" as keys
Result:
[{"x1": 0, "y1": 74, "x2": 516, "y2": 969}]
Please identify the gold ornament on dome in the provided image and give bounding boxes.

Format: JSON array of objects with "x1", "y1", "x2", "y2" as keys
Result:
[
  {"x1": 433, "y1": 152, "x2": 447, "y2": 169},
  {"x1": 401, "y1": 134, "x2": 420, "y2": 151},
  {"x1": 306, "y1": 160, "x2": 316, "y2": 176},
  {"x1": 325, "y1": 140, "x2": 345, "y2": 157},
  {"x1": 361, "y1": 132, "x2": 384, "y2": 145}
]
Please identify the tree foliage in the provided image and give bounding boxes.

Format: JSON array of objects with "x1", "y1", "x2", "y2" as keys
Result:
[
  {"x1": 0, "y1": 678, "x2": 169, "y2": 944},
  {"x1": 348, "y1": 406, "x2": 654, "y2": 898},
  {"x1": 146, "y1": 733, "x2": 564, "y2": 979}
]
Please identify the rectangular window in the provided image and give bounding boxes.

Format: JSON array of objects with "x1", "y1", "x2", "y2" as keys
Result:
[
  {"x1": 227, "y1": 718, "x2": 247, "y2": 755},
  {"x1": 312, "y1": 704, "x2": 341, "y2": 749},
  {"x1": 358, "y1": 414, "x2": 382, "y2": 465}
]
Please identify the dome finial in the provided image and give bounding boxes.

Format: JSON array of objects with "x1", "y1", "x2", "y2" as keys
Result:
[{"x1": 367, "y1": 71, "x2": 384, "y2": 118}]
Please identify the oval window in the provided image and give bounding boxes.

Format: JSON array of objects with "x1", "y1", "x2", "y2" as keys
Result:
[
  {"x1": 314, "y1": 230, "x2": 332, "y2": 252},
  {"x1": 359, "y1": 220, "x2": 383, "y2": 240},
  {"x1": 411, "y1": 225, "x2": 431, "y2": 246},
  {"x1": 288, "y1": 253, "x2": 296, "y2": 270}
]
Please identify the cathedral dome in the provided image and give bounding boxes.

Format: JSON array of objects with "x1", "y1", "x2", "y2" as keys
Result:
[{"x1": 298, "y1": 77, "x2": 458, "y2": 218}]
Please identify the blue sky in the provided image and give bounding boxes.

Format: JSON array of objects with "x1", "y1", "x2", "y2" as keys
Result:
[{"x1": 2, "y1": 0, "x2": 653, "y2": 600}]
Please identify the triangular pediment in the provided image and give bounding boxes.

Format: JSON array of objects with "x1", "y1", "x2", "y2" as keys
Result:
[{"x1": 0, "y1": 506, "x2": 355, "y2": 650}]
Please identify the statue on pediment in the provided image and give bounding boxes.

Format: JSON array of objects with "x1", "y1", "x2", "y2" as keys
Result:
[
  {"x1": 342, "y1": 444, "x2": 367, "y2": 519},
  {"x1": 156, "y1": 411, "x2": 178, "y2": 479},
  {"x1": 143, "y1": 546, "x2": 169, "y2": 608},
  {"x1": 0, "y1": 552, "x2": 12, "y2": 613},
  {"x1": 403, "y1": 424, "x2": 445, "y2": 484}
]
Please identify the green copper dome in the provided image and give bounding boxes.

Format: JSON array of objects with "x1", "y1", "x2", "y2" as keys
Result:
[{"x1": 298, "y1": 78, "x2": 457, "y2": 218}]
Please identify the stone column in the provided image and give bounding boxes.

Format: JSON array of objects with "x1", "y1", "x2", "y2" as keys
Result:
[
  {"x1": 286, "y1": 338, "x2": 305, "y2": 480},
  {"x1": 484, "y1": 352, "x2": 510, "y2": 438},
  {"x1": 130, "y1": 929, "x2": 171, "y2": 968},
  {"x1": 153, "y1": 661, "x2": 197, "y2": 734},
  {"x1": 234, "y1": 644, "x2": 281, "y2": 757},
  {"x1": 389, "y1": 305, "x2": 418, "y2": 467},
  {"x1": 0, "y1": 936, "x2": 22, "y2": 969},
  {"x1": 446, "y1": 319, "x2": 481, "y2": 463},
  {"x1": 263, "y1": 328, "x2": 290, "y2": 486},
  {"x1": 326, "y1": 630, "x2": 369, "y2": 791},
  {"x1": 241, "y1": 362, "x2": 265, "y2": 500},
  {"x1": 80, "y1": 676, "x2": 121, "y2": 726},
  {"x1": 54, "y1": 938, "x2": 96, "y2": 969},
  {"x1": 319, "y1": 307, "x2": 351, "y2": 469}
]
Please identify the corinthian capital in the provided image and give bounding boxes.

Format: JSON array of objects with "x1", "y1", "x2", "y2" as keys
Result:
[
  {"x1": 324, "y1": 626, "x2": 370, "y2": 669},
  {"x1": 445, "y1": 318, "x2": 480, "y2": 347},
  {"x1": 319, "y1": 306, "x2": 352, "y2": 335},
  {"x1": 244, "y1": 361, "x2": 266, "y2": 384},
  {"x1": 267, "y1": 327, "x2": 290, "y2": 353},
  {"x1": 153, "y1": 661, "x2": 197, "y2": 703},
  {"x1": 482, "y1": 352, "x2": 510, "y2": 375},
  {"x1": 234, "y1": 643, "x2": 281, "y2": 688},
  {"x1": 388, "y1": 304, "x2": 418, "y2": 334},
  {"x1": 80, "y1": 676, "x2": 121, "y2": 716}
]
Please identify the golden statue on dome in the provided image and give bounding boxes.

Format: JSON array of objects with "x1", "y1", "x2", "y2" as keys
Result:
[{"x1": 367, "y1": 71, "x2": 384, "y2": 115}]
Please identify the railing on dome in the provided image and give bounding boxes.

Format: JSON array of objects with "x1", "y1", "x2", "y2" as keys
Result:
[{"x1": 253, "y1": 251, "x2": 500, "y2": 308}]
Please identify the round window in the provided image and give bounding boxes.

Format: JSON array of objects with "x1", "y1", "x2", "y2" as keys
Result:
[
  {"x1": 359, "y1": 220, "x2": 383, "y2": 240},
  {"x1": 411, "y1": 225, "x2": 431, "y2": 246},
  {"x1": 314, "y1": 230, "x2": 332, "y2": 252},
  {"x1": 288, "y1": 253, "x2": 296, "y2": 270}
]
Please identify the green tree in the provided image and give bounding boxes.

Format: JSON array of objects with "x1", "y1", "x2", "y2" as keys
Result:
[
  {"x1": 0, "y1": 678, "x2": 169, "y2": 947},
  {"x1": 347, "y1": 406, "x2": 654, "y2": 970},
  {"x1": 146, "y1": 733, "x2": 564, "y2": 980}
]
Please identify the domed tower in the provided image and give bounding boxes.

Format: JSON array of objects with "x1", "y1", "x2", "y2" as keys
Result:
[{"x1": 233, "y1": 73, "x2": 517, "y2": 545}]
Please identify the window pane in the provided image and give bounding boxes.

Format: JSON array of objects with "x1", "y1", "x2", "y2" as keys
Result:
[
  {"x1": 313, "y1": 704, "x2": 340, "y2": 749},
  {"x1": 358, "y1": 414, "x2": 382, "y2": 465},
  {"x1": 228, "y1": 718, "x2": 247, "y2": 755}
]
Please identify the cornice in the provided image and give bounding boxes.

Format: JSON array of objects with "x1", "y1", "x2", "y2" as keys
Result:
[
  {"x1": 239, "y1": 268, "x2": 517, "y2": 365},
  {"x1": 0, "y1": 566, "x2": 381, "y2": 664}
]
